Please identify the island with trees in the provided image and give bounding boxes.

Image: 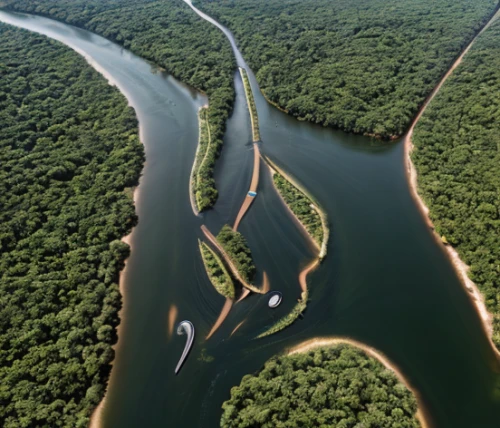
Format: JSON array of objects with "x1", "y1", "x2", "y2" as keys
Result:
[
  {"x1": 265, "y1": 157, "x2": 328, "y2": 259},
  {"x1": 0, "y1": 23, "x2": 144, "y2": 427},
  {"x1": 221, "y1": 343, "x2": 421, "y2": 427}
]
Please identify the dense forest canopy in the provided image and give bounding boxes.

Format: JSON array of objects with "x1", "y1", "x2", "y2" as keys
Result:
[
  {"x1": 197, "y1": 0, "x2": 498, "y2": 138},
  {"x1": 5, "y1": 0, "x2": 236, "y2": 210},
  {"x1": 412, "y1": 19, "x2": 500, "y2": 348},
  {"x1": 221, "y1": 344, "x2": 420, "y2": 427},
  {"x1": 0, "y1": 23, "x2": 144, "y2": 426}
]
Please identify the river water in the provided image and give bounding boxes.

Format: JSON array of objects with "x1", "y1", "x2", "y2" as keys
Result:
[{"x1": 2, "y1": 9, "x2": 500, "y2": 428}]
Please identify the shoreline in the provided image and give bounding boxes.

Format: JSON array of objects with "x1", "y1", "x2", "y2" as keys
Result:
[
  {"x1": 89, "y1": 123, "x2": 145, "y2": 428},
  {"x1": 405, "y1": 139, "x2": 499, "y2": 358},
  {"x1": 404, "y1": 6, "x2": 500, "y2": 359},
  {"x1": 287, "y1": 337, "x2": 430, "y2": 428}
]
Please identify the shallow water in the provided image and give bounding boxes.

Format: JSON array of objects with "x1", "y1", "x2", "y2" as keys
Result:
[{"x1": 2, "y1": 9, "x2": 500, "y2": 427}]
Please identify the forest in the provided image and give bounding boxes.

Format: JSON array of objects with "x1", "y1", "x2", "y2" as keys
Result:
[
  {"x1": 412, "y1": 19, "x2": 500, "y2": 348},
  {"x1": 197, "y1": 0, "x2": 498, "y2": 138},
  {"x1": 5, "y1": 0, "x2": 236, "y2": 210},
  {"x1": 0, "y1": 23, "x2": 143, "y2": 427},
  {"x1": 199, "y1": 240, "x2": 235, "y2": 299},
  {"x1": 217, "y1": 225, "x2": 255, "y2": 284},
  {"x1": 221, "y1": 344, "x2": 420, "y2": 427}
]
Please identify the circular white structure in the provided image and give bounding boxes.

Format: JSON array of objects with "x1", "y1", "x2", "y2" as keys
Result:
[{"x1": 268, "y1": 292, "x2": 282, "y2": 308}]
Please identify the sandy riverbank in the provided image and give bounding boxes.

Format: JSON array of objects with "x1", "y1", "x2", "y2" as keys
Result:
[
  {"x1": 404, "y1": 7, "x2": 500, "y2": 359},
  {"x1": 287, "y1": 337, "x2": 430, "y2": 428},
  {"x1": 406, "y1": 139, "x2": 498, "y2": 357}
]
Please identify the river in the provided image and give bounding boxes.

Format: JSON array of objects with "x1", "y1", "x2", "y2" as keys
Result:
[{"x1": 1, "y1": 8, "x2": 500, "y2": 428}]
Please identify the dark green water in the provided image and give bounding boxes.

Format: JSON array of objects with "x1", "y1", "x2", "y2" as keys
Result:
[{"x1": 2, "y1": 9, "x2": 500, "y2": 428}]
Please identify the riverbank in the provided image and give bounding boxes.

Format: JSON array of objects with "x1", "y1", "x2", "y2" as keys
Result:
[
  {"x1": 404, "y1": 6, "x2": 500, "y2": 359},
  {"x1": 287, "y1": 337, "x2": 429, "y2": 428}
]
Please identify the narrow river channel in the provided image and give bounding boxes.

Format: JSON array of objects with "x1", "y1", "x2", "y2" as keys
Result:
[{"x1": 2, "y1": 8, "x2": 500, "y2": 428}]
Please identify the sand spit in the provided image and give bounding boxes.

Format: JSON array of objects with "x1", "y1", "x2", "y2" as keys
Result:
[
  {"x1": 206, "y1": 298, "x2": 234, "y2": 340},
  {"x1": 167, "y1": 304, "x2": 179, "y2": 340}
]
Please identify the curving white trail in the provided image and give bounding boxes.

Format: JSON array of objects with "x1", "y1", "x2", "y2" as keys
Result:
[{"x1": 175, "y1": 320, "x2": 195, "y2": 374}]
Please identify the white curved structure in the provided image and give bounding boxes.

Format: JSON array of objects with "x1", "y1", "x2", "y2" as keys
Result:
[{"x1": 175, "y1": 320, "x2": 195, "y2": 374}]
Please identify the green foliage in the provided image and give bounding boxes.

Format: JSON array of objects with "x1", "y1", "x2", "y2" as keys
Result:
[
  {"x1": 0, "y1": 24, "x2": 144, "y2": 427},
  {"x1": 197, "y1": 0, "x2": 498, "y2": 138},
  {"x1": 193, "y1": 108, "x2": 219, "y2": 211},
  {"x1": 273, "y1": 172, "x2": 323, "y2": 248},
  {"x1": 257, "y1": 291, "x2": 308, "y2": 339},
  {"x1": 216, "y1": 225, "x2": 255, "y2": 284},
  {"x1": 240, "y1": 68, "x2": 260, "y2": 141},
  {"x1": 199, "y1": 241, "x2": 235, "y2": 299},
  {"x1": 6, "y1": 0, "x2": 236, "y2": 210},
  {"x1": 412, "y1": 19, "x2": 500, "y2": 348},
  {"x1": 221, "y1": 344, "x2": 420, "y2": 427}
]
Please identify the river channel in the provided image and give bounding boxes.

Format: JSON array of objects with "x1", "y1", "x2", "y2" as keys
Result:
[{"x1": 1, "y1": 8, "x2": 500, "y2": 428}]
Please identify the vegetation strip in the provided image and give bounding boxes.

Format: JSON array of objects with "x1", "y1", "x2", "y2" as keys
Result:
[
  {"x1": 222, "y1": 341, "x2": 423, "y2": 427},
  {"x1": 257, "y1": 259, "x2": 318, "y2": 338},
  {"x1": 199, "y1": 240, "x2": 235, "y2": 299},
  {"x1": 189, "y1": 106, "x2": 211, "y2": 214},
  {"x1": 239, "y1": 67, "x2": 260, "y2": 142},
  {"x1": 256, "y1": 293, "x2": 308, "y2": 339},
  {"x1": 0, "y1": 23, "x2": 144, "y2": 427},
  {"x1": 264, "y1": 156, "x2": 329, "y2": 259},
  {"x1": 408, "y1": 10, "x2": 500, "y2": 352},
  {"x1": 6, "y1": 0, "x2": 237, "y2": 211}
]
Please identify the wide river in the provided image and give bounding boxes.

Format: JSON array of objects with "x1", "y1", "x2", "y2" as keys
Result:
[{"x1": 2, "y1": 9, "x2": 500, "y2": 428}]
